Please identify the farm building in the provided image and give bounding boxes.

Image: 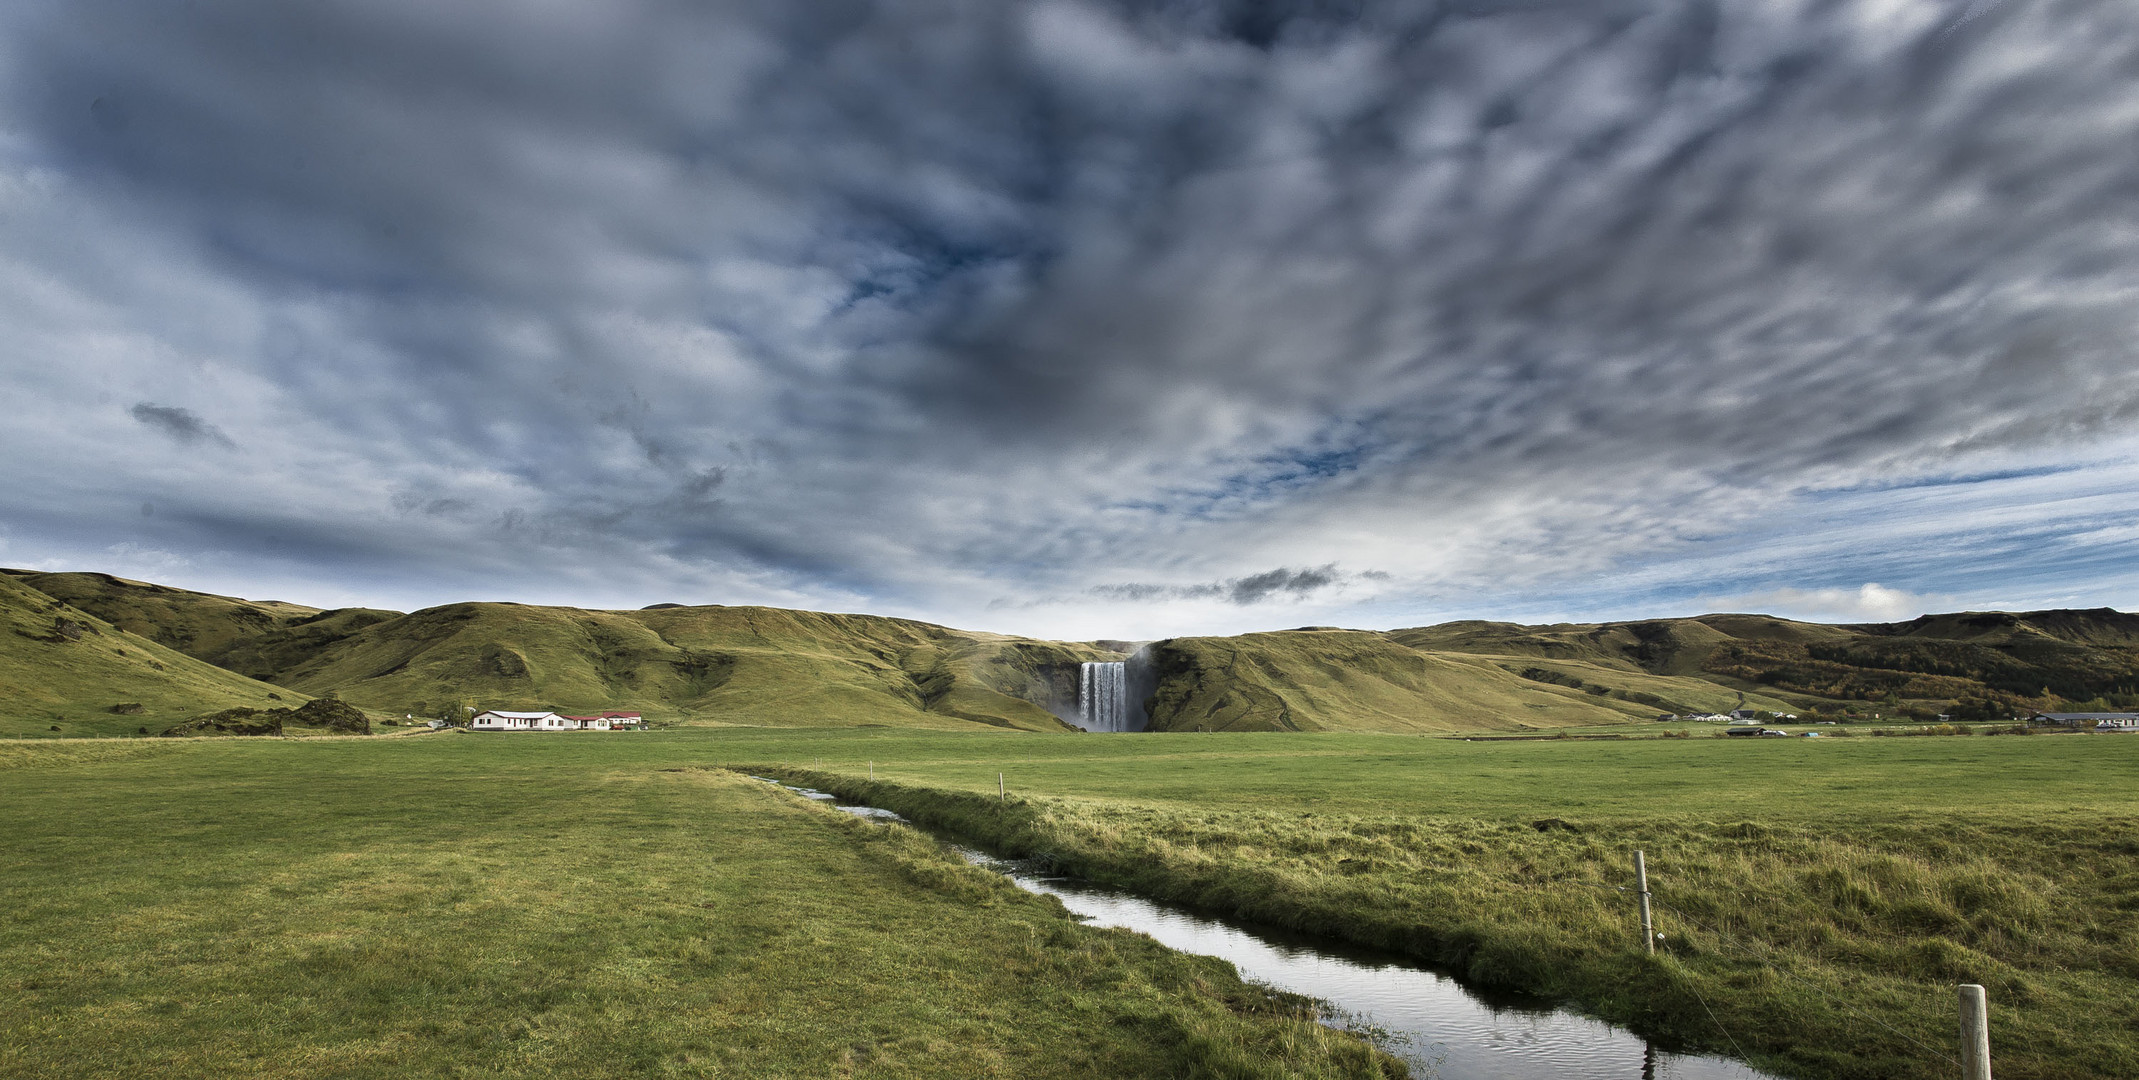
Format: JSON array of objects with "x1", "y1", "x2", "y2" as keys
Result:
[
  {"x1": 2030, "y1": 712, "x2": 2139, "y2": 731},
  {"x1": 470, "y1": 710, "x2": 643, "y2": 731}
]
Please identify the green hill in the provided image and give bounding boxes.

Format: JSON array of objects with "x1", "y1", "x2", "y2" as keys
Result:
[
  {"x1": 1393, "y1": 609, "x2": 2139, "y2": 718},
  {"x1": 1143, "y1": 631, "x2": 1621, "y2": 731},
  {"x1": 0, "y1": 574, "x2": 302, "y2": 738},
  {"x1": 14, "y1": 566, "x2": 2137, "y2": 734},
  {"x1": 0, "y1": 569, "x2": 401, "y2": 681},
  {"x1": 1139, "y1": 629, "x2": 1797, "y2": 732},
  {"x1": 5, "y1": 570, "x2": 1120, "y2": 731},
  {"x1": 252, "y1": 601, "x2": 1115, "y2": 731}
]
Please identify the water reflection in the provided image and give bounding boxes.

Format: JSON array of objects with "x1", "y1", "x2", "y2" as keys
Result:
[{"x1": 986, "y1": 866, "x2": 1775, "y2": 1080}]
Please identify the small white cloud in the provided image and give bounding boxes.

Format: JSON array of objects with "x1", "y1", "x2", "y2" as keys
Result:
[
  {"x1": 102, "y1": 542, "x2": 195, "y2": 581},
  {"x1": 1714, "y1": 582, "x2": 1935, "y2": 623}
]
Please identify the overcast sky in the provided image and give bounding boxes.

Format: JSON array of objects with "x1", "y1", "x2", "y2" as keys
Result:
[{"x1": 4, "y1": 0, "x2": 2139, "y2": 639}]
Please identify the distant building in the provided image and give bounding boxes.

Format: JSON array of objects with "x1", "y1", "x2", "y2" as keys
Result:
[
  {"x1": 2031, "y1": 712, "x2": 2139, "y2": 731},
  {"x1": 470, "y1": 710, "x2": 643, "y2": 731}
]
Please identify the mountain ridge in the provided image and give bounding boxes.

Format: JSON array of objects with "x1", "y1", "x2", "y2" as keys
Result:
[{"x1": 7, "y1": 567, "x2": 2134, "y2": 735}]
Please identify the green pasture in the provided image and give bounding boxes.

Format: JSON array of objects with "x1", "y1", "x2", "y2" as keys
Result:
[
  {"x1": 691, "y1": 723, "x2": 2137, "y2": 822},
  {"x1": 8, "y1": 728, "x2": 2137, "y2": 1079},
  {"x1": 0, "y1": 733, "x2": 1392, "y2": 1080},
  {"x1": 734, "y1": 728, "x2": 2139, "y2": 1079}
]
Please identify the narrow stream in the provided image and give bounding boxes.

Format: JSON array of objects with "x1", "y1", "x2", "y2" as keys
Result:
[{"x1": 760, "y1": 779, "x2": 1784, "y2": 1080}]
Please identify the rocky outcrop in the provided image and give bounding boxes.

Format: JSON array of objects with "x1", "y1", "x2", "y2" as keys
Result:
[
  {"x1": 160, "y1": 708, "x2": 284, "y2": 737},
  {"x1": 289, "y1": 696, "x2": 371, "y2": 733},
  {"x1": 161, "y1": 696, "x2": 371, "y2": 737}
]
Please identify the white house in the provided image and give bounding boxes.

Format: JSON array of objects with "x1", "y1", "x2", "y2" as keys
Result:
[
  {"x1": 470, "y1": 711, "x2": 570, "y2": 731},
  {"x1": 469, "y1": 710, "x2": 644, "y2": 731}
]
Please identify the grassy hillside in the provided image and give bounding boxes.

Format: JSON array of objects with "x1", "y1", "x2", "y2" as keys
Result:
[
  {"x1": 1395, "y1": 610, "x2": 2139, "y2": 717},
  {"x1": 8, "y1": 570, "x2": 1120, "y2": 731},
  {"x1": 1140, "y1": 630, "x2": 1636, "y2": 732},
  {"x1": 255, "y1": 601, "x2": 1117, "y2": 731},
  {"x1": 0, "y1": 568, "x2": 402, "y2": 682},
  {"x1": 0, "y1": 574, "x2": 302, "y2": 738},
  {"x1": 1474, "y1": 655, "x2": 1800, "y2": 717},
  {"x1": 18, "y1": 565, "x2": 2137, "y2": 734}
]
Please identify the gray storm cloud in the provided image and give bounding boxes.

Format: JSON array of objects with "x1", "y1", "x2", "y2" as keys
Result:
[
  {"x1": 129, "y1": 403, "x2": 235, "y2": 449},
  {"x1": 3, "y1": 0, "x2": 2139, "y2": 633},
  {"x1": 1091, "y1": 564, "x2": 1349, "y2": 605}
]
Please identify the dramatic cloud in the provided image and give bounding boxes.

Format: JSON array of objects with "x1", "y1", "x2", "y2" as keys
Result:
[
  {"x1": 3, "y1": 0, "x2": 2138, "y2": 636},
  {"x1": 1092, "y1": 564, "x2": 1350, "y2": 605},
  {"x1": 129, "y1": 403, "x2": 235, "y2": 448}
]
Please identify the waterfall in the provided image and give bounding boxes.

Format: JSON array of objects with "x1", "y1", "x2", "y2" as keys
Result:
[{"x1": 1079, "y1": 661, "x2": 1129, "y2": 732}]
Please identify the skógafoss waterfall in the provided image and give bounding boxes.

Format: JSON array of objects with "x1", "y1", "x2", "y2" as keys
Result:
[{"x1": 1077, "y1": 660, "x2": 1149, "y2": 732}]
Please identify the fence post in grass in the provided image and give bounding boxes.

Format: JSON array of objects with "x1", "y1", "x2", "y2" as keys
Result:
[
  {"x1": 869, "y1": 760, "x2": 874, "y2": 780},
  {"x1": 1959, "y1": 984, "x2": 1991, "y2": 1080},
  {"x1": 1634, "y1": 850, "x2": 1655, "y2": 955},
  {"x1": 999, "y1": 772, "x2": 1006, "y2": 804}
]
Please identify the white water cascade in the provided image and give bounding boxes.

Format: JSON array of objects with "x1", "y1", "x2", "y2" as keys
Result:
[{"x1": 1078, "y1": 661, "x2": 1131, "y2": 732}]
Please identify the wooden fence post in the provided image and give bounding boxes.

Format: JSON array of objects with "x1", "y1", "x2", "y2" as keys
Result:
[
  {"x1": 1635, "y1": 850, "x2": 1655, "y2": 954},
  {"x1": 999, "y1": 772, "x2": 1006, "y2": 804},
  {"x1": 1959, "y1": 984, "x2": 1991, "y2": 1080}
]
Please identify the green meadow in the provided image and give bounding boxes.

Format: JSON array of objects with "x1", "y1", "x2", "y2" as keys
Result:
[
  {"x1": 743, "y1": 729, "x2": 2139, "y2": 1080},
  {"x1": 7, "y1": 727, "x2": 2137, "y2": 1079},
  {"x1": 0, "y1": 734, "x2": 1394, "y2": 1080}
]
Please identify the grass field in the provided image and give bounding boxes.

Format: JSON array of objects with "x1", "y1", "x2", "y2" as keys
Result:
[
  {"x1": 8, "y1": 727, "x2": 2136, "y2": 1079},
  {"x1": 0, "y1": 734, "x2": 1396, "y2": 1079},
  {"x1": 732, "y1": 728, "x2": 2139, "y2": 1080}
]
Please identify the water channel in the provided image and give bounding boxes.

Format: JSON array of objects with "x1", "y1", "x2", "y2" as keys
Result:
[{"x1": 761, "y1": 779, "x2": 1785, "y2": 1080}]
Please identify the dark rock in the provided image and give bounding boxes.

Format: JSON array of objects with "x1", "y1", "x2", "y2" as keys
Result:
[
  {"x1": 289, "y1": 696, "x2": 371, "y2": 734},
  {"x1": 160, "y1": 709, "x2": 283, "y2": 737},
  {"x1": 109, "y1": 702, "x2": 145, "y2": 715},
  {"x1": 162, "y1": 696, "x2": 370, "y2": 737},
  {"x1": 16, "y1": 616, "x2": 98, "y2": 644}
]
